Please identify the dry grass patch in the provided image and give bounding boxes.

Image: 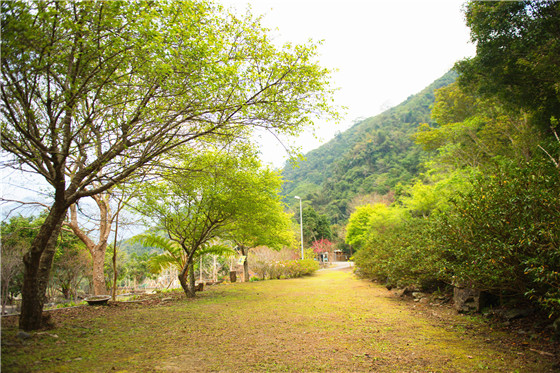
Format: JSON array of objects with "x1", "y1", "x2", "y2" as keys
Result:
[{"x1": 2, "y1": 268, "x2": 558, "y2": 372}]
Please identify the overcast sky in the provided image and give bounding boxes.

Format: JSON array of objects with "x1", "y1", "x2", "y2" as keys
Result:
[{"x1": 219, "y1": 0, "x2": 476, "y2": 167}]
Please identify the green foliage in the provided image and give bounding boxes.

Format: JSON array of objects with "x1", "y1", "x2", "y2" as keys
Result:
[
  {"x1": 1, "y1": 0, "x2": 337, "y2": 329},
  {"x1": 1, "y1": 216, "x2": 38, "y2": 304},
  {"x1": 283, "y1": 70, "x2": 457, "y2": 225},
  {"x1": 224, "y1": 157, "x2": 294, "y2": 251},
  {"x1": 415, "y1": 82, "x2": 540, "y2": 169},
  {"x1": 131, "y1": 234, "x2": 185, "y2": 275},
  {"x1": 455, "y1": 1, "x2": 560, "y2": 131},
  {"x1": 430, "y1": 157, "x2": 560, "y2": 315},
  {"x1": 353, "y1": 217, "x2": 440, "y2": 290},
  {"x1": 51, "y1": 230, "x2": 91, "y2": 299},
  {"x1": 299, "y1": 206, "x2": 333, "y2": 246},
  {"x1": 248, "y1": 247, "x2": 319, "y2": 280},
  {"x1": 346, "y1": 203, "x2": 407, "y2": 251}
]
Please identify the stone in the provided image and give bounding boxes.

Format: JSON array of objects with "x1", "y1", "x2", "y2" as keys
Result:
[
  {"x1": 398, "y1": 286, "x2": 418, "y2": 298},
  {"x1": 453, "y1": 286, "x2": 483, "y2": 313},
  {"x1": 419, "y1": 297, "x2": 429, "y2": 304},
  {"x1": 17, "y1": 331, "x2": 32, "y2": 340},
  {"x1": 504, "y1": 308, "x2": 533, "y2": 321},
  {"x1": 412, "y1": 292, "x2": 425, "y2": 300}
]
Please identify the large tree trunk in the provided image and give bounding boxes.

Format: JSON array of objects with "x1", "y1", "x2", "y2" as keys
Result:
[{"x1": 19, "y1": 204, "x2": 67, "y2": 331}]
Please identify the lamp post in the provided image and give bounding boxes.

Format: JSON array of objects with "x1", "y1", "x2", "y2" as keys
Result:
[{"x1": 294, "y1": 196, "x2": 304, "y2": 260}]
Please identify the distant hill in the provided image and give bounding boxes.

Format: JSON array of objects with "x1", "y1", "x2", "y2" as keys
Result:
[{"x1": 282, "y1": 70, "x2": 457, "y2": 225}]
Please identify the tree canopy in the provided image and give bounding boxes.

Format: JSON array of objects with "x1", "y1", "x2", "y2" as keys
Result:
[
  {"x1": 455, "y1": 1, "x2": 560, "y2": 130},
  {"x1": 1, "y1": 0, "x2": 336, "y2": 330}
]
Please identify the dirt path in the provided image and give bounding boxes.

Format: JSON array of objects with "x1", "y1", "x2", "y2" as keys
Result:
[{"x1": 2, "y1": 268, "x2": 558, "y2": 372}]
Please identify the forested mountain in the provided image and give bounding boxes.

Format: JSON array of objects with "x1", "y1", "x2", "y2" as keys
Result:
[{"x1": 282, "y1": 70, "x2": 457, "y2": 224}]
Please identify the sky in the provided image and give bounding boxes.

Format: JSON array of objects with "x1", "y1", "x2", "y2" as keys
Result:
[{"x1": 219, "y1": 0, "x2": 476, "y2": 167}]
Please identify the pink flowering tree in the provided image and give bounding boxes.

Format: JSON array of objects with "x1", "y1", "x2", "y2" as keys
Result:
[{"x1": 312, "y1": 239, "x2": 333, "y2": 254}]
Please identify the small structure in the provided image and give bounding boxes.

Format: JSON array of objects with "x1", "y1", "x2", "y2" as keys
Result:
[{"x1": 84, "y1": 295, "x2": 111, "y2": 306}]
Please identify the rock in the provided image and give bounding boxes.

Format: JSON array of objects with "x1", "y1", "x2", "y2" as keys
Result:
[
  {"x1": 504, "y1": 308, "x2": 533, "y2": 321},
  {"x1": 412, "y1": 292, "x2": 425, "y2": 300},
  {"x1": 398, "y1": 286, "x2": 418, "y2": 298},
  {"x1": 453, "y1": 285, "x2": 489, "y2": 313},
  {"x1": 17, "y1": 331, "x2": 32, "y2": 341},
  {"x1": 161, "y1": 297, "x2": 173, "y2": 302}
]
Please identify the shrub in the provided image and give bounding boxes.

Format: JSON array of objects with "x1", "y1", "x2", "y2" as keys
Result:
[
  {"x1": 249, "y1": 247, "x2": 319, "y2": 280},
  {"x1": 430, "y1": 157, "x2": 560, "y2": 316}
]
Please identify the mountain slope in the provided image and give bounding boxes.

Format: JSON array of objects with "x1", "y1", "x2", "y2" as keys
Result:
[{"x1": 282, "y1": 70, "x2": 457, "y2": 224}]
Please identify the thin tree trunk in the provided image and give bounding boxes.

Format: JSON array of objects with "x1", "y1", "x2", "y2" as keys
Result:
[
  {"x1": 178, "y1": 260, "x2": 191, "y2": 297},
  {"x1": 67, "y1": 194, "x2": 112, "y2": 295},
  {"x1": 240, "y1": 245, "x2": 250, "y2": 282},
  {"x1": 19, "y1": 204, "x2": 67, "y2": 331},
  {"x1": 213, "y1": 255, "x2": 217, "y2": 282},
  {"x1": 112, "y1": 209, "x2": 120, "y2": 301}
]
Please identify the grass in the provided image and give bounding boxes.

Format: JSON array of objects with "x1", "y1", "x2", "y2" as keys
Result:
[{"x1": 1, "y1": 268, "x2": 558, "y2": 372}]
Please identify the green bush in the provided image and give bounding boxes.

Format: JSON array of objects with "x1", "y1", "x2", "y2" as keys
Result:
[
  {"x1": 352, "y1": 155, "x2": 560, "y2": 317},
  {"x1": 430, "y1": 157, "x2": 560, "y2": 315},
  {"x1": 249, "y1": 248, "x2": 319, "y2": 280},
  {"x1": 353, "y1": 215, "x2": 443, "y2": 290}
]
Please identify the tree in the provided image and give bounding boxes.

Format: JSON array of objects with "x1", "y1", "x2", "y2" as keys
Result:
[
  {"x1": 300, "y1": 206, "x2": 333, "y2": 246},
  {"x1": 429, "y1": 156, "x2": 560, "y2": 316},
  {"x1": 415, "y1": 83, "x2": 540, "y2": 169},
  {"x1": 311, "y1": 238, "x2": 333, "y2": 254},
  {"x1": 65, "y1": 193, "x2": 113, "y2": 295},
  {"x1": 455, "y1": 1, "x2": 560, "y2": 131},
  {"x1": 225, "y1": 163, "x2": 293, "y2": 282},
  {"x1": 133, "y1": 234, "x2": 235, "y2": 285},
  {"x1": 1, "y1": 216, "x2": 37, "y2": 314},
  {"x1": 345, "y1": 204, "x2": 376, "y2": 252},
  {"x1": 1, "y1": 1, "x2": 336, "y2": 330},
  {"x1": 133, "y1": 147, "x2": 259, "y2": 296},
  {"x1": 50, "y1": 231, "x2": 91, "y2": 300}
]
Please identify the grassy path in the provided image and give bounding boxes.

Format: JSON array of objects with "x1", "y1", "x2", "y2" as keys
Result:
[{"x1": 2, "y1": 268, "x2": 557, "y2": 372}]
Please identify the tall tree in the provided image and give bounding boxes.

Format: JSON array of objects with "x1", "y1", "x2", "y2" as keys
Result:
[
  {"x1": 455, "y1": 1, "x2": 560, "y2": 131},
  {"x1": 1, "y1": 1, "x2": 335, "y2": 330},
  {"x1": 300, "y1": 206, "x2": 333, "y2": 246}
]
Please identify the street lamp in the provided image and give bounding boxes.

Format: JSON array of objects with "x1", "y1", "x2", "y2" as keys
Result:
[{"x1": 294, "y1": 196, "x2": 304, "y2": 260}]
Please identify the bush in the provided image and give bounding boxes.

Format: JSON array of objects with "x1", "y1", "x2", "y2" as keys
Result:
[
  {"x1": 249, "y1": 247, "x2": 319, "y2": 280},
  {"x1": 429, "y1": 157, "x2": 560, "y2": 315},
  {"x1": 353, "y1": 215, "x2": 442, "y2": 290}
]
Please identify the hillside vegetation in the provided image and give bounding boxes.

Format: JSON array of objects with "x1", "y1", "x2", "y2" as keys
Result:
[{"x1": 282, "y1": 71, "x2": 457, "y2": 224}]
